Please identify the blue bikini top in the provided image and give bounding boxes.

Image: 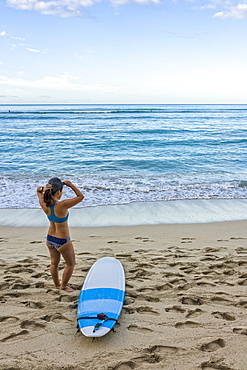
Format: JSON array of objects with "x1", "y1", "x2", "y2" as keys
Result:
[{"x1": 47, "y1": 203, "x2": 69, "y2": 223}]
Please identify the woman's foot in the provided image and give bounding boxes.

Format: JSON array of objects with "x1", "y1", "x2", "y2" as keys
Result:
[{"x1": 61, "y1": 285, "x2": 75, "y2": 292}]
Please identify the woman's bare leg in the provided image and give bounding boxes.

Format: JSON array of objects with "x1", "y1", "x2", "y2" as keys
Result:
[
  {"x1": 47, "y1": 244, "x2": 61, "y2": 288},
  {"x1": 58, "y1": 241, "x2": 76, "y2": 291}
]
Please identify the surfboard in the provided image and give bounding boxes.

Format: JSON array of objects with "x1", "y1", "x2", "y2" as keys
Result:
[{"x1": 77, "y1": 257, "x2": 125, "y2": 337}]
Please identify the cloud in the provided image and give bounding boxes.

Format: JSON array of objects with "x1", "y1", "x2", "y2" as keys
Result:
[
  {"x1": 0, "y1": 73, "x2": 79, "y2": 88},
  {"x1": 5, "y1": 0, "x2": 247, "y2": 20},
  {"x1": 26, "y1": 47, "x2": 41, "y2": 52},
  {"x1": 0, "y1": 73, "x2": 121, "y2": 93},
  {"x1": 0, "y1": 95, "x2": 18, "y2": 98},
  {"x1": 10, "y1": 36, "x2": 26, "y2": 40},
  {"x1": 213, "y1": 3, "x2": 247, "y2": 18},
  {"x1": 0, "y1": 31, "x2": 6, "y2": 36},
  {"x1": 6, "y1": 0, "x2": 160, "y2": 17}
]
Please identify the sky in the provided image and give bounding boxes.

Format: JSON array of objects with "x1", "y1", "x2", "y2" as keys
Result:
[{"x1": 0, "y1": 0, "x2": 247, "y2": 104}]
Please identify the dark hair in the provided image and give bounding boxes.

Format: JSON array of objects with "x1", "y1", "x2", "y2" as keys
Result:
[
  {"x1": 44, "y1": 177, "x2": 64, "y2": 207},
  {"x1": 44, "y1": 188, "x2": 54, "y2": 207}
]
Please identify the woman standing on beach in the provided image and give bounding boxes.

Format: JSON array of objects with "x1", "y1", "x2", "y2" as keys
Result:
[{"x1": 37, "y1": 178, "x2": 84, "y2": 292}]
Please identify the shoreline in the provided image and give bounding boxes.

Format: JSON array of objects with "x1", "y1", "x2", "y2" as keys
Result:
[
  {"x1": 0, "y1": 198, "x2": 247, "y2": 227},
  {"x1": 1, "y1": 220, "x2": 247, "y2": 369}
]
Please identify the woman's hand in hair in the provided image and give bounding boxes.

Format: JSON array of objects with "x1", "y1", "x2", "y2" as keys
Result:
[
  {"x1": 44, "y1": 184, "x2": 52, "y2": 191},
  {"x1": 37, "y1": 184, "x2": 51, "y2": 193},
  {"x1": 63, "y1": 181, "x2": 73, "y2": 187}
]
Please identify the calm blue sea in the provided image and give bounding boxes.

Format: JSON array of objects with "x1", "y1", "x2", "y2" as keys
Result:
[{"x1": 0, "y1": 103, "x2": 247, "y2": 225}]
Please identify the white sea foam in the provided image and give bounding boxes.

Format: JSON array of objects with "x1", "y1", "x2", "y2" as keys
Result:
[{"x1": 0, "y1": 199, "x2": 247, "y2": 227}]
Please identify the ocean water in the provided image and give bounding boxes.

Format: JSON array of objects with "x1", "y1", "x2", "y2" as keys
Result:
[{"x1": 1, "y1": 104, "x2": 247, "y2": 226}]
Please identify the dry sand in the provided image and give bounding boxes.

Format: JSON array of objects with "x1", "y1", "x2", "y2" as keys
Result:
[{"x1": 0, "y1": 221, "x2": 247, "y2": 370}]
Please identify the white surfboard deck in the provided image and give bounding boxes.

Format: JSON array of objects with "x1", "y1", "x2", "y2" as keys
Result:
[{"x1": 77, "y1": 257, "x2": 125, "y2": 337}]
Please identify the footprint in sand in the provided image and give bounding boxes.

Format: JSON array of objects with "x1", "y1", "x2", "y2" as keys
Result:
[
  {"x1": 201, "y1": 360, "x2": 233, "y2": 370},
  {"x1": 37, "y1": 254, "x2": 49, "y2": 258},
  {"x1": 210, "y1": 296, "x2": 232, "y2": 305},
  {"x1": 116, "y1": 253, "x2": 137, "y2": 262},
  {"x1": 124, "y1": 297, "x2": 135, "y2": 305},
  {"x1": 175, "y1": 321, "x2": 200, "y2": 328},
  {"x1": 0, "y1": 316, "x2": 19, "y2": 323},
  {"x1": 134, "y1": 237, "x2": 154, "y2": 242},
  {"x1": 77, "y1": 251, "x2": 93, "y2": 256},
  {"x1": 23, "y1": 301, "x2": 44, "y2": 309},
  {"x1": 11, "y1": 282, "x2": 30, "y2": 290},
  {"x1": 123, "y1": 306, "x2": 135, "y2": 315},
  {"x1": 142, "y1": 295, "x2": 160, "y2": 303},
  {"x1": 181, "y1": 238, "x2": 196, "y2": 244},
  {"x1": 145, "y1": 344, "x2": 181, "y2": 358},
  {"x1": 69, "y1": 303, "x2": 78, "y2": 310},
  {"x1": 239, "y1": 272, "x2": 247, "y2": 278},
  {"x1": 135, "y1": 306, "x2": 160, "y2": 315},
  {"x1": 186, "y1": 308, "x2": 204, "y2": 318},
  {"x1": 3, "y1": 292, "x2": 22, "y2": 298},
  {"x1": 123, "y1": 306, "x2": 159, "y2": 316},
  {"x1": 127, "y1": 290, "x2": 160, "y2": 303},
  {"x1": 134, "y1": 345, "x2": 182, "y2": 365},
  {"x1": 111, "y1": 345, "x2": 182, "y2": 369},
  {"x1": 33, "y1": 282, "x2": 46, "y2": 288},
  {"x1": 4, "y1": 264, "x2": 23, "y2": 273},
  {"x1": 1, "y1": 330, "x2": 29, "y2": 342},
  {"x1": 56, "y1": 294, "x2": 77, "y2": 302},
  {"x1": 30, "y1": 240, "x2": 42, "y2": 244},
  {"x1": 151, "y1": 256, "x2": 167, "y2": 263},
  {"x1": 99, "y1": 248, "x2": 114, "y2": 253},
  {"x1": 196, "y1": 280, "x2": 216, "y2": 287},
  {"x1": 115, "y1": 253, "x2": 132, "y2": 258},
  {"x1": 200, "y1": 256, "x2": 217, "y2": 261},
  {"x1": 233, "y1": 327, "x2": 247, "y2": 335},
  {"x1": 127, "y1": 325, "x2": 152, "y2": 333},
  {"x1": 0, "y1": 237, "x2": 8, "y2": 242},
  {"x1": 238, "y1": 278, "x2": 247, "y2": 286},
  {"x1": 111, "y1": 361, "x2": 136, "y2": 370},
  {"x1": 236, "y1": 247, "x2": 247, "y2": 254},
  {"x1": 20, "y1": 320, "x2": 46, "y2": 331},
  {"x1": 42, "y1": 313, "x2": 71, "y2": 322},
  {"x1": 212, "y1": 311, "x2": 235, "y2": 321},
  {"x1": 223, "y1": 269, "x2": 235, "y2": 276},
  {"x1": 204, "y1": 246, "x2": 220, "y2": 253},
  {"x1": 31, "y1": 272, "x2": 49, "y2": 279},
  {"x1": 137, "y1": 285, "x2": 171, "y2": 294},
  {"x1": 200, "y1": 338, "x2": 225, "y2": 352},
  {"x1": 0, "y1": 282, "x2": 10, "y2": 289},
  {"x1": 165, "y1": 305, "x2": 186, "y2": 313},
  {"x1": 128, "y1": 268, "x2": 152, "y2": 279},
  {"x1": 181, "y1": 296, "x2": 203, "y2": 306}
]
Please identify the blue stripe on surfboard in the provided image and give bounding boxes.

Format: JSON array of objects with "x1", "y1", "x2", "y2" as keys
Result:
[
  {"x1": 78, "y1": 299, "x2": 123, "y2": 316},
  {"x1": 78, "y1": 288, "x2": 125, "y2": 302},
  {"x1": 77, "y1": 288, "x2": 125, "y2": 331}
]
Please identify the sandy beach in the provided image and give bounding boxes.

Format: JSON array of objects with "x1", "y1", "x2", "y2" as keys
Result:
[{"x1": 1, "y1": 221, "x2": 247, "y2": 370}]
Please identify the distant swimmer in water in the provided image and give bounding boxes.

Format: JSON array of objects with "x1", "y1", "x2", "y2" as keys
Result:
[{"x1": 37, "y1": 178, "x2": 84, "y2": 292}]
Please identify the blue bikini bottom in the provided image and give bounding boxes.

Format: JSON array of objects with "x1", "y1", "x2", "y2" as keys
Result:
[{"x1": 47, "y1": 234, "x2": 71, "y2": 249}]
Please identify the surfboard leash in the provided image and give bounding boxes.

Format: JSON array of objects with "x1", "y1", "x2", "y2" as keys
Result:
[{"x1": 77, "y1": 313, "x2": 117, "y2": 333}]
